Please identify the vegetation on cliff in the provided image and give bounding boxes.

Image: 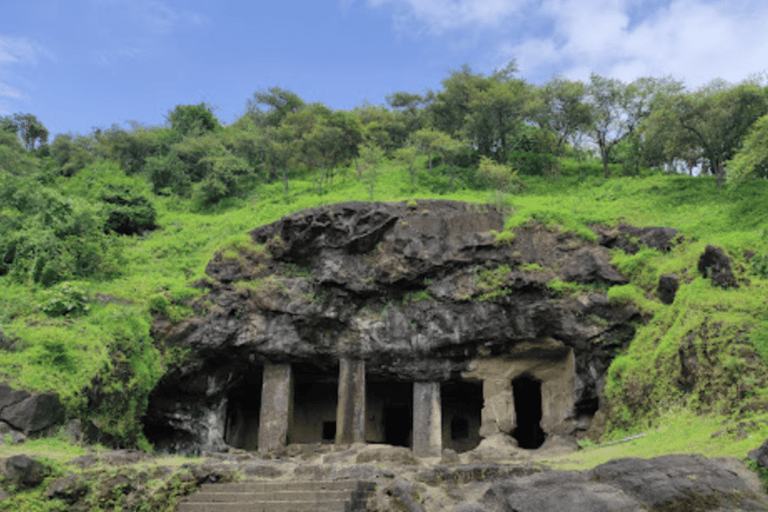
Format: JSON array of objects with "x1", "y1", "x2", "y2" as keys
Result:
[{"x1": 1, "y1": 68, "x2": 768, "y2": 472}]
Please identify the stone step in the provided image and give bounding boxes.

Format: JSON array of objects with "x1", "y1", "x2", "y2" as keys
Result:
[
  {"x1": 176, "y1": 500, "x2": 350, "y2": 512},
  {"x1": 199, "y1": 480, "x2": 369, "y2": 493},
  {"x1": 185, "y1": 490, "x2": 353, "y2": 502},
  {"x1": 177, "y1": 480, "x2": 374, "y2": 512}
]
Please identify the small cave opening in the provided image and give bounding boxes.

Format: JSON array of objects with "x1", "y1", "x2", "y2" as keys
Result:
[
  {"x1": 511, "y1": 374, "x2": 546, "y2": 449},
  {"x1": 292, "y1": 364, "x2": 338, "y2": 444},
  {"x1": 367, "y1": 381, "x2": 413, "y2": 448},
  {"x1": 224, "y1": 368, "x2": 263, "y2": 451},
  {"x1": 442, "y1": 380, "x2": 483, "y2": 452}
]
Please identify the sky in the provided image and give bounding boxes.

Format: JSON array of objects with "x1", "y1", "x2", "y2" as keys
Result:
[{"x1": 1, "y1": 0, "x2": 766, "y2": 137}]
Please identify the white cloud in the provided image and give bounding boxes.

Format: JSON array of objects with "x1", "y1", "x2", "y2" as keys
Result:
[
  {"x1": 0, "y1": 36, "x2": 51, "y2": 114},
  {"x1": 364, "y1": 0, "x2": 768, "y2": 88},
  {"x1": 512, "y1": 0, "x2": 768, "y2": 87},
  {"x1": 365, "y1": 0, "x2": 529, "y2": 34}
]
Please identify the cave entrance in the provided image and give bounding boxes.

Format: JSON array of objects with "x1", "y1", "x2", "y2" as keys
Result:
[
  {"x1": 224, "y1": 367, "x2": 263, "y2": 451},
  {"x1": 291, "y1": 363, "x2": 338, "y2": 444},
  {"x1": 511, "y1": 374, "x2": 546, "y2": 449},
  {"x1": 441, "y1": 380, "x2": 483, "y2": 453},
  {"x1": 366, "y1": 381, "x2": 413, "y2": 448}
]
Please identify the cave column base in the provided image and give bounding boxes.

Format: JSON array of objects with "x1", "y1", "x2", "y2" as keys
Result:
[
  {"x1": 413, "y1": 382, "x2": 442, "y2": 457},
  {"x1": 336, "y1": 358, "x2": 366, "y2": 445},
  {"x1": 258, "y1": 363, "x2": 293, "y2": 452}
]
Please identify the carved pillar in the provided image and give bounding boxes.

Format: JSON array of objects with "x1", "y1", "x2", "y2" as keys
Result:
[
  {"x1": 413, "y1": 382, "x2": 442, "y2": 456},
  {"x1": 479, "y1": 378, "x2": 515, "y2": 437},
  {"x1": 336, "y1": 358, "x2": 366, "y2": 444},
  {"x1": 258, "y1": 363, "x2": 293, "y2": 452}
]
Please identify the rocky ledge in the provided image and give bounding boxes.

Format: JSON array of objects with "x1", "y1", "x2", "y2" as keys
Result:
[{"x1": 145, "y1": 200, "x2": 679, "y2": 454}]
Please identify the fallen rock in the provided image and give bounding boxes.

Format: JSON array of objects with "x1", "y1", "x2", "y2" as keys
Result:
[
  {"x1": 749, "y1": 438, "x2": 768, "y2": 469},
  {"x1": 479, "y1": 455, "x2": 768, "y2": 512},
  {"x1": 0, "y1": 390, "x2": 65, "y2": 435},
  {"x1": 658, "y1": 273, "x2": 679, "y2": 304},
  {"x1": 698, "y1": 245, "x2": 737, "y2": 288},
  {"x1": 5, "y1": 454, "x2": 46, "y2": 488},
  {"x1": 45, "y1": 472, "x2": 89, "y2": 504}
]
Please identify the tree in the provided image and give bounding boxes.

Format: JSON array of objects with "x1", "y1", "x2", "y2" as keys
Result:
[
  {"x1": 246, "y1": 87, "x2": 305, "y2": 128},
  {"x1": 395, "y1": 145, "x2": 419, "y2": 192},
  {"x1": 645, "y1": 80, "x2": 768, "y2": 187},
  {"x1": 14, "y1": 113, "x2": 49, "y2": 151},
  {"x1": 477, "y1": 156, "x2": 519, "y2": 206},
  {"x1": 167, "y1": 103, "x2": 221, "y2": 137},
  {"x1": 727, "y1": 113, "x2": 768, "y2": 180},
  {"x1": 357, "y1": 144, "x2": 385, "y2": 199},
  {"x1": 586, "y1": 74, "x2": 632, "y2": 179},
  {"x1": 534, "y1": 77, "x2": 592, "y2": 182}
]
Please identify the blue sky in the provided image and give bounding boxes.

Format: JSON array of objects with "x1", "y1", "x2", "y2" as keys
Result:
[{"x1": 1, "y1": 0, "x2": 766, "y2": 137}]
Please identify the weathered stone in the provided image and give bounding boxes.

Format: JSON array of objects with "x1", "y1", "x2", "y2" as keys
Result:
[
  {"x1": 5, "y1": 454, "x2": 46, "y2": 488},
  {"x1": 387, "y1": 478, "x2": 427, "y2": 512},
  {"x1": 258, "y1": 363, "x2": 292, "y2": 452},
  {"x1": 146, "y1": 201, "x2": 642, "y2": 454},
  {"x1": 336, "y1": 358, "x2": 365, "y2": 444},
  {"x1": 484, "y1": 470, "x2": 646, "y2": 512},
  {"x1": 658, "y1": 273, "x2": 679, "y2": 304},
  {"x1": 0, "y1": 392, "x2": 65, "y2": 435},
  {"x1": 46, "y1": 472, "x2": 89, "y2": 503},
  {"x1": 413, "y1": 382, "x2": 442, "y2": 457},
  {"x1": 749, "y1": 437, "x2": 768, "y2": 469},
  {"x1": 356, "y1": 445, "x2": 420, "y2": 466},
  {"x1": 698, "y1": 244, "x2": 737, "y2": 288},
  {"x1": 593, "y1": 224, "x2": 679, "y2": 254}
]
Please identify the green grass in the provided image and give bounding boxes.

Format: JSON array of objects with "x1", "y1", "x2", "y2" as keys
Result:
[
  {"x1": 546, "y1": 408, "x2": 768, "y2": 470},
  {"x1": 3, "y1": 155, "x2": 768, "y2": 459}
]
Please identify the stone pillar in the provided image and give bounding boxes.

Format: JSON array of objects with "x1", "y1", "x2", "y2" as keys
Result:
[
  {"x1": 413, "y1": 382, "x2": 442, "y2": 457},
  {"x1": 479, "y1": 378, "x2": 515, "y2": 437},
  {"x1": 258, "y1": 363, "x2": 292, "y2": 452},
  {"x1": 540, "y1": 350, "x2": 576, "y2": 435},
  {"x1": 336, "y1": 358, "x2": 366, "y2": 445}
]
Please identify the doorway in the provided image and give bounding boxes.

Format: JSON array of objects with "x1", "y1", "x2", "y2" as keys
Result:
[{"x1": 511, "y1": 374, "x2": 546, "y2": 449}]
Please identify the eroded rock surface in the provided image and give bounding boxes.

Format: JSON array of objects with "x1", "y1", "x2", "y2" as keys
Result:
[{"x1": 146, "y1": 201, "x2": 662, "y2": 453}]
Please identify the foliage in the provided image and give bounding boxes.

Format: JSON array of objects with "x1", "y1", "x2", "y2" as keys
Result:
[{"x1": 39, "y1": 282, "x2": 90, "y2": 317}]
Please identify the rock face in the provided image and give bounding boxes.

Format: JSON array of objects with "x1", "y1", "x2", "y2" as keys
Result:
[
  {"x1": 0, "y1": 382, "x2": 65, "y2": 437},
  {"x1": 698, "y1": 244, "x2": 737, "y2": 288},
  {"x1": 481, "y1": 455, "x2": 768, "y2": 512},
  {"x1": 146, "y1": 201, "x2": 656, "y2": 455}
]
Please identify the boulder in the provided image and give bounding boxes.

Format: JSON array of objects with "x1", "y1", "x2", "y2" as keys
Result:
[
  {"x1": 480, "y1": 455, "x2": 768, "y2": 512},
  {"x1": 698, "y1": 245, "x2": 737, "y2": 288},
  {"x1": 593, "y1": 224, "x2": 679, "y2": 254},
  {"x1": 658, "y1": 273, "x2": 679, "y2": 304},
  {"x1": 749, "y1": 438, "x2": 768, "y2": 469},
  {"x1": 5, "y1": 454, "x2": 46, "y2": 488},
  {"x1": 0, "y1": 391, "x2": 65, "y2": 435}
]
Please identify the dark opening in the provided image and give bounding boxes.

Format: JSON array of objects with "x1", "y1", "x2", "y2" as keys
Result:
[
  {"x1": 384, "y1": 404, "x2": 412, "y2": 447},
  {"x1": 451, "y1": 416, "x2": 469, "y2": 440},
  {"x1": 441, "y1": 380, "x2": 483, "y2": 452},
  {"x1": 511, "y1": 374, "x2": 546, "y2": 449},
  {"x1": 224, "y1": 368, "x2": 263, "y2": 451},
  {"x1": 368, "y1": 380, "x2": 413, "y2": 447},
  {"x1": 322, "y1": 421, "x2": 336, "y2": 441}
]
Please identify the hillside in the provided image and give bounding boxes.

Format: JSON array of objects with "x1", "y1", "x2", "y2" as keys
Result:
[{"x1": 3, "y1": 156, "x2": 768, "y2": 509}]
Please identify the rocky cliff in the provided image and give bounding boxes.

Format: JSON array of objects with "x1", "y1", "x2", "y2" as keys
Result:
[{"x1": 145, "y1": 200, "x2": 677, "y2": 454}]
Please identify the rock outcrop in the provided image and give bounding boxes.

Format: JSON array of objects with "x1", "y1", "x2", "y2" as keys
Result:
[
  {"x1": 480, "y1": 455, "x2": 768, "y2": 512},
  {"x1": 0, "y1": 382, "x2": 65, "y2": 438},
  {"x1": 145, "y1": 201, "x2": 665, "y2": 454}
]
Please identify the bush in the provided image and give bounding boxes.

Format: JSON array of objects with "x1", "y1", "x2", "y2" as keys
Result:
[{"x1": 39, "y1": 282, "x2": 90, "y2": 317}]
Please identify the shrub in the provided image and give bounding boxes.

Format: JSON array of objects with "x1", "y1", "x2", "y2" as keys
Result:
[{"x1": 39, "y1": 282, "x2": 90, "y2": 317}]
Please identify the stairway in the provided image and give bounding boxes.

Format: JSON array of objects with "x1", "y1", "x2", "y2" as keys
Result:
[{"x1": 176, "y1": 480, "x2": 376, "y2": 512}]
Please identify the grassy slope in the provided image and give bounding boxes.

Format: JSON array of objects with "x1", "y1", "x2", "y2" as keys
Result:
[{"x1": 2, "y1": 158, "x2": 768, "y2": 466}]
